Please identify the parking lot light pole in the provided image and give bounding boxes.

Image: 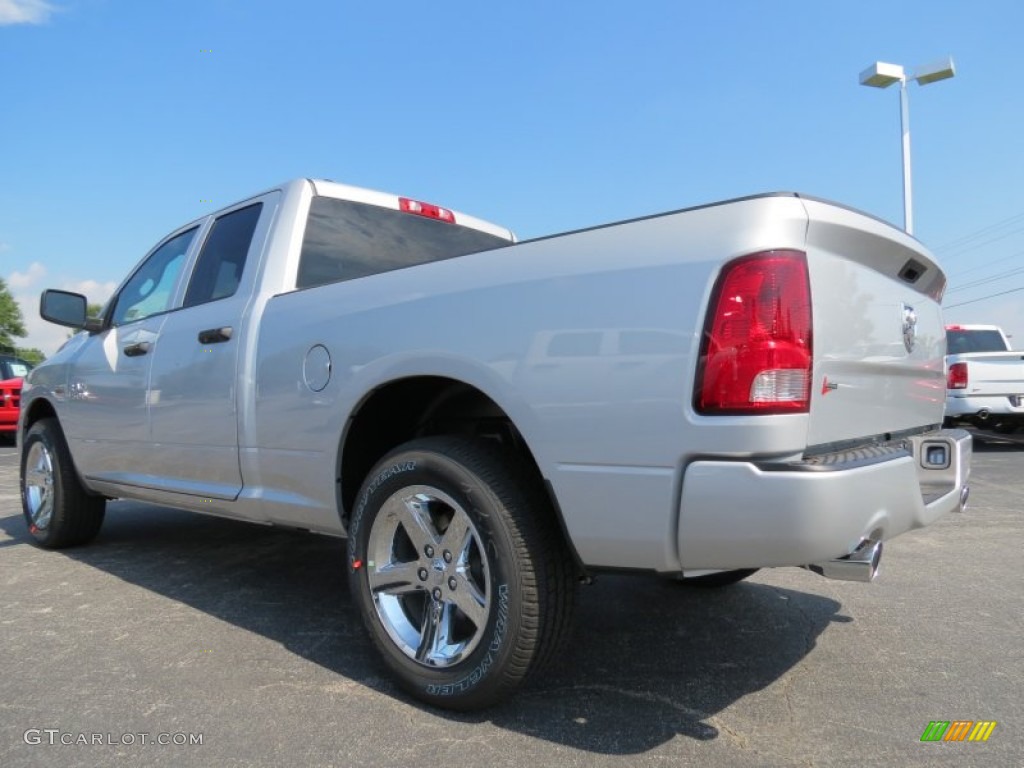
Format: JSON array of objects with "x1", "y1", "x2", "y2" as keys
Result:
[{"x1": 859, "y1": 57, "x2": 956, "y2": 235}]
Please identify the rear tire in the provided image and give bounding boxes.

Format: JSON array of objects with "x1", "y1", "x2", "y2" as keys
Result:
[
  {"x1": 20, "y1": 418, "x2": 106, "y2": 549},
  {"x1": 347, "y1": 436, "x2": 576, "y2": 710},
  {"x1": 680, "y1": 568, "x2": 759, "y2": 588}
]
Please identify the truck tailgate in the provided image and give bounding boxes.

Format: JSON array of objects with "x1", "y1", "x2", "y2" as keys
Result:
[
  {"x1": 800, "y1": 199, "x2": 947, "y2": 449},
  {"x1": 955, "y1": 352, "x2": 1024, "y2": 394}
]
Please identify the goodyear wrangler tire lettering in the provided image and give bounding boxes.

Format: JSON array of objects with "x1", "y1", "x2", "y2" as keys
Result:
[
  {"x1": 426, "y1": 584, "x2": 509, "y2": 697},
  {"x1": 347, "y1": 437, "x2": 576, "y2": 711},
  {"x1": 349, "y1": 461, "x2": 416, "y2": 549}
]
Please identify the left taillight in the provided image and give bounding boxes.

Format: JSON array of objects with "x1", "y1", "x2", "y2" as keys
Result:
[
  {"x1": 695, "y1": 249, "x2": 813, "y2": 415},
  {"x1": 947, "y1": 362, "x2": 968, "y2": 390}
]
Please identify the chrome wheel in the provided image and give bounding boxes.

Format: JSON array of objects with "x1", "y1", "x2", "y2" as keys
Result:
[
  {"x1": 365, "y1": 485, "x2": 491, "y2": 668},
  {"x1": 23, "y1": 440, "x2": 55, "y2": 530},
  {"x1": 20, "y1": 418, "x2": 106, "y2": 549}
]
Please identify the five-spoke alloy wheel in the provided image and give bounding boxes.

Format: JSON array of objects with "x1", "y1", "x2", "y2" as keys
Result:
[
  {"x1": 366, "y1": 485, "x2": 492, "y2": 668},
  {"x1": 348, "y1": 436, "x2": 576, "y2": 710}
]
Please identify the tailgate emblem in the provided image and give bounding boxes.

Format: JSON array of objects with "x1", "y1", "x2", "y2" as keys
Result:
[{"x1": 901, "y1": 303, "x2": 917, "y2": 353}]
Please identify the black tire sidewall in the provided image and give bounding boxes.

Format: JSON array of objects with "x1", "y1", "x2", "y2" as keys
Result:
[{"x1": 347, "y1": 442, "x2": 528, "y2": 709}]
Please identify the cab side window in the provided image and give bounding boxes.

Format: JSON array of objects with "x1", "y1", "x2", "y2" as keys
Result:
[
  {"x1": 184, "y1": 204, "x2": 263, "y2": 308},
  {"x1": 111, "y1": 228, "x2": 198, "y2": 326}
]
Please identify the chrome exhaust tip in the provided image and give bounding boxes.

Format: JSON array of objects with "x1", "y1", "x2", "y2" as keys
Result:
[
  {"x1": 804, "y1": 539, "x2": 883, "y2": 583},
  {"x1": 959, "y1": 485, "x2": 970, "y2": 512}
]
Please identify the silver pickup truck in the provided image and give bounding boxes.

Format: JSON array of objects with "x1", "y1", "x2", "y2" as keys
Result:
[{"x1": 20, "y1": 179, "x2": 970, "y2": 710}]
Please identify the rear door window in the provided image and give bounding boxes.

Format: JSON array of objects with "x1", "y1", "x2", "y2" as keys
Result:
[{"x1": 184, "y1": 203, "x2": 263, "y2": 308}]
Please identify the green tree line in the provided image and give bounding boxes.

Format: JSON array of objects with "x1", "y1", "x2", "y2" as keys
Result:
[{"x1": 0, "y1": 276, "x2": 46, "y2": 363}]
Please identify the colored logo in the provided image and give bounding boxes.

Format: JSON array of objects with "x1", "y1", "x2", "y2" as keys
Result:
[{"x1": 920, "y1": 720, "x2": 997, "y2": 742}]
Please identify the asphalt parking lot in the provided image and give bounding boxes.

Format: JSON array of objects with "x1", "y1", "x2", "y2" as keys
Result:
[{"x1": 1, "y1": 432, "x2": 1021, "y2": 767}]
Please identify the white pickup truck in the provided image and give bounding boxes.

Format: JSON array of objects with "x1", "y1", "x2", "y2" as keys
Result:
[
  {"x1": 944, "y1": 324, "x2": 1024, "y2": 432},
  {"x1": 20, "y1": 179, "x2": 970, "y2": 709}
]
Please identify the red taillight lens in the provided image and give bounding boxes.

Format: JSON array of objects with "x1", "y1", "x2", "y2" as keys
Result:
[
  {"x1": 399, "y1": 197, "x2": 456, "y2": 224},
  {"x1": 947, "y1": 361, "x2": 968, "y2": 390},
  {"x1": 696, "y1": 250, "x2": 812, "y2": 414}
]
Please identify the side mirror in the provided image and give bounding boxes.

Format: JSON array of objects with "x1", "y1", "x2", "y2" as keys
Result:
[{"x1": 40, "y1": 290, "x2": 101, "y2": 331}]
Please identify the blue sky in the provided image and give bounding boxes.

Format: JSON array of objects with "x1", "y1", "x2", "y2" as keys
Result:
[{"x1": 2, "y1": 0, "x2": 1022, "y2": 353}]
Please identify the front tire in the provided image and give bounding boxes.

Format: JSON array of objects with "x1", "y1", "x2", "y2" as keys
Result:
[
  {"x1": 347, "y1": 436, "x2": 576, "y2": 710},
  {"x1": 20, "y1": 418, "x2": 106, "y2": 549}
]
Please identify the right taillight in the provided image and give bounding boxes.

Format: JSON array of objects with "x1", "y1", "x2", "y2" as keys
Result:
[
  {"x1": 947, "y1": 362, "x2": 968, "y2": 390},
  {"x1": 695, "y1": 249, "x2": 812, "y2": 415}
]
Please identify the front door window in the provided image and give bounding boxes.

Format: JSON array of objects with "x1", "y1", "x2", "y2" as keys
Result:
[{"x1": 111, "y1": 228, "x2": 198, "y2": 326}]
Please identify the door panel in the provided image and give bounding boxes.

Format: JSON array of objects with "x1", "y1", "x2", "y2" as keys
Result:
[
  {"x1": 62, "y1": 317, "x2": 166, "y2": 480},
  {"x1": 146, "y1": 199, "x2": 273, "y2": 501},
  {"x1": 61, "y1": 226, "x2": 200, "y2": 482},
  {"x1": 147, "y1": 302, "x2": 245, "y2": 499}
]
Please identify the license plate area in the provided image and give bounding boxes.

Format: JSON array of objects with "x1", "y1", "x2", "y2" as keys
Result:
[{"x1": 911, "y1": 429, "x2": 972, "y2": 511}]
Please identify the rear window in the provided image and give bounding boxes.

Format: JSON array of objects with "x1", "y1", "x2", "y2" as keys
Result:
[
  {"x1": 297, "y1": 197, "x2": 510, "y2": 289},
  {"x1": 946, "y1": 329, "x2": 1009, "y2": 354}
]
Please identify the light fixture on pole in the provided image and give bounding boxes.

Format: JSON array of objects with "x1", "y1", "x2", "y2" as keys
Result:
[{"x1": 859, "y1": 57, "x2": 955, "y2": 235}]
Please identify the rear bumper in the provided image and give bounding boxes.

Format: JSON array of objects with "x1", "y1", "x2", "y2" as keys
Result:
[
  {"x1": 678, "y1": 429, "x2": 971, "y2": 570},
  {"x1": 946, "y1": 393, "x2": 1024, "y2": 418}
]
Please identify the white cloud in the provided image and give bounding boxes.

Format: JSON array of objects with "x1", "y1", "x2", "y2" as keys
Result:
[
  {"x1": 0, "y1": 0, "x2": 56, "y2": 25},
  {"x1": 0, "y1": 242, "x2": 11, "y2": 253},
  {"x1": 7, "y1": 261, "x2": 47, "y2": 289},
  {"x1": 62, "y1": 278, "x2": 117, "y2": 302}
]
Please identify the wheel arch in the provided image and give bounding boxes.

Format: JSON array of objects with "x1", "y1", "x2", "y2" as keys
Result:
[
  {"x1": 339, "y1": 375, "x2": 534, "y2": 523},
  {"x1": 337, "y1": 375, "x2": 584, "y2": 574},
  {"x1": 20, "y1": 396, "x2": 59, "y2": 438}
]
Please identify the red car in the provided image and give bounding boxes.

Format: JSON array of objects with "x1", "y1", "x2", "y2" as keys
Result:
[{"x1": 0, "y1": 356, "x2": 34, "y2": 441}]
